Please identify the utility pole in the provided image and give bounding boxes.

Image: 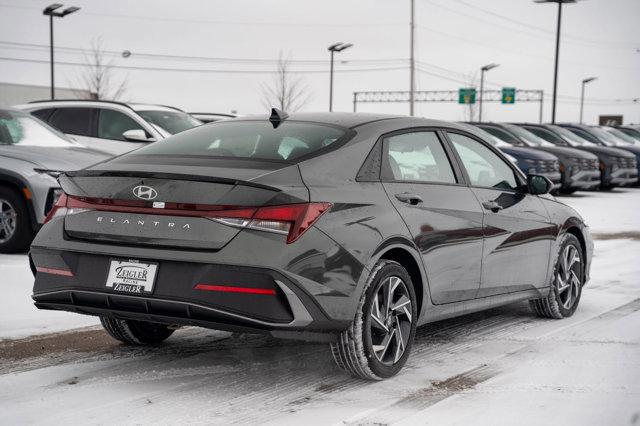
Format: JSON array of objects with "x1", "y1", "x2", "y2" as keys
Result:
[
  {"x1": 479, "y1": 63, "x2": 499, "y2": 122},
  {"x1": 43, "y1": 4, "x2": 80, "y2": 100},
  {"x1": 409, "y1": 0, "x2": 415, "y2": 116},
  {"x1": 579, "y1": 77, "x2": 597, "y2": 124},
  {"x1": 535, "y1": 0, "x2": 577, "y2": 124}
]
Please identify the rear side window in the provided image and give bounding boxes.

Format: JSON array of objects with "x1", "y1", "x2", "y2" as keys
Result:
[
  {"x1": 384, "y1": 131, "x2": 456, "y2": 183},
  {"x1": 49, "y1": 107, "x2": 94, "y2": 136},
  {"x1": 31, "y1": 108, "x2": 55, "y2": 121},
  {"x1": 98, "y1": 109, "x2": 145, "y2": 141},
  {"x1": 449, "y1": 132, "x2": 518, "y2": 190},
  {"x1": 133, "y1": 120, "x2": 348, "y2": 161}
]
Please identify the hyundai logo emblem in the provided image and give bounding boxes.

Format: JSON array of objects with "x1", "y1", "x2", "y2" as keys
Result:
[{"x1": 132, "y1": 185, "x2": 158, "y2": 200}]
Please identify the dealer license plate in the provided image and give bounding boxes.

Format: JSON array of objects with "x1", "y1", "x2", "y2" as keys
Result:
[{"x1": 105, "y1": 259, "x2": 158, "y2": 294}]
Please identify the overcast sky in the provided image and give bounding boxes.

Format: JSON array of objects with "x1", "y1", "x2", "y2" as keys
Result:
[{"x1": 1, "y1": 0, "x2": 638, "y2": 124}]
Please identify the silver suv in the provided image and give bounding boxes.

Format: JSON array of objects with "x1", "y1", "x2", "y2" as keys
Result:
[
  {"x1": 0, "y1": 109, "x2": 109, "y2": 252},
  {"x1": 15, "y1": 100, "x2": 202, "y2": 155}
]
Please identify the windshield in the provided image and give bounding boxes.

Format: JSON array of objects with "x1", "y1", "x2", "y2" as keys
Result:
[
  {"x1": 604, "y1": 127, "x2": 639, "y2": 146},
  {"x1": 548, "y1": 125, "x2": 595, "y2": 147},
  {"x1": 502, "y1": 124, "x2": 555, "y2": 147},
  {"x1": 132, "y1": 120, "x2": 348, "y2": 161},
  {"x1": 0, "y1": 110, "x2": 76, "y2": 147},
  {"x1": 456, "y1": 123, "x2": 511, "y2": 147},
  {"x1": 137, "y1": 110, "x2": 202, "y2": 134},
  {"x1": 588, "y1": 127, "x2": 630, "y2": 147}
]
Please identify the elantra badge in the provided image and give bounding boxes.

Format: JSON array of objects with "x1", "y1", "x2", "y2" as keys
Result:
[{"x1": 132, "y1": 185, "x2": 158, "y2": 200}]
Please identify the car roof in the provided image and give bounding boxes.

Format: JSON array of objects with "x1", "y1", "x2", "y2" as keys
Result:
[
  {"x1": 231, "y1": 112, "x2": 468, "y2": 130},
  {"x1": 13, "y1": 99, "x2": 185, "y2": 113}
]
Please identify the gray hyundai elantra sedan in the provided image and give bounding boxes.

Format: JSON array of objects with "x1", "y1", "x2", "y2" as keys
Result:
[{"x1": 30, "y1": 110, "x2": 592, "y2": 380}]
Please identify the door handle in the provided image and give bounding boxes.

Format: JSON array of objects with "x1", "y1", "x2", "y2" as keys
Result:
[
  {"x1": 482, "y1": 200, "x2": 503, "y2": 213},
  {"x1": 395, "y1": 193, "x2": 423, "y2": 205}
]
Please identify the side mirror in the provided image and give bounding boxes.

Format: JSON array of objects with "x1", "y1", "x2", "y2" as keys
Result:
[
  {"x1": 527, "y1": 174, "x2": 553, "y2": 195},
  {"x1": 122, "y1": 129, "x2": 155, "y2": 143}
]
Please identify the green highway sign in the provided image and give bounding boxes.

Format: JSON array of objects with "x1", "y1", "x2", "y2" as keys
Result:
[
  {"x1": 458, "y1": 88, "x2": 476, "y2": 104},
  {"x1": 502, "y1": 87, "x2": 516, "y2": 104}
]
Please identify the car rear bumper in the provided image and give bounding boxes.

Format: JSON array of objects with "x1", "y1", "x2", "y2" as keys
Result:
[
  {"x1": 30, "y1": 248, "x2": 347, "y2": 341},
  {"x1": 29, "y1": 217, "x2": 366, "y2": 341}
]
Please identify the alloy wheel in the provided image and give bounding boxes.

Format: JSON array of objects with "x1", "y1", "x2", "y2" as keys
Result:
[
  {"x1": 369, "y1": 276, "x2": 413, "y2": 365},
  {"x1": 556, "y1": 244, "x2": 581, "y2": 309},
  {"x1": 0, "y1": 198, "x2": 17, "y2": 244}
]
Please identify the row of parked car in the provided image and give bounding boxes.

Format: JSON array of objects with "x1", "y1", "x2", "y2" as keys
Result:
[{"x1": 0, "y1": 98, "x2": 638, "y2": 253}]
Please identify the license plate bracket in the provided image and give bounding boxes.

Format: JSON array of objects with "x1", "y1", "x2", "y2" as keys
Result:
[{"x1": 105, "y1": 259, "x2": 158, "y2": 294}]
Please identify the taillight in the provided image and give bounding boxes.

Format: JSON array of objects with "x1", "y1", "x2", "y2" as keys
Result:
[
  {"x1": 43, "y1": 193, "x2": 68, "y2": 224},
  {"x1": 210, "y1": 202, "x2": 332, "y2": 244},
  {"x1": 44, "y1": 194, "x2": 331, "y2": 244}
]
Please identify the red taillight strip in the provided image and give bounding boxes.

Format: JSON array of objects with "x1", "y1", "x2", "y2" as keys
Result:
[
  {"x1": 36, "y1": 266, "x2": 74, "y2": 277},
  {"x1": 194, "y1": 284, "x2": 276, "y2": 295}
]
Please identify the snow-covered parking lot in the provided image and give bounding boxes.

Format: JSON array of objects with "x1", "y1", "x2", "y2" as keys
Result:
[{"x1": 1, "y1": 189, "x2": 639, "y2": 425}]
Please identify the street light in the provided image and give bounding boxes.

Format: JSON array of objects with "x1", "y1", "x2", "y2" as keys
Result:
[
  {"x1": 43, "y1": 3, "x2": 80, "y2": 100},
  {"x1": 579, "y1": 77, "x2": 597, "y2": 124},
  {"x1": 328, "y1": 42, "x2": 353, "y2": 112},
  {"x1": 535, "y1": 0, "x2": 577, "y2": 124},
  {"x1": 478, "y1": 63, "x2": 499, "y2": 123}
]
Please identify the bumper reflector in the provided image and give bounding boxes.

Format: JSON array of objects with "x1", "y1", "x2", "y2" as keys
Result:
[
  {"x1": 194, "y1": 284, "x2": 276, "y2": 295},
  {"x1": 36, "y1": 266, "x2": 74, "y2": 277}
]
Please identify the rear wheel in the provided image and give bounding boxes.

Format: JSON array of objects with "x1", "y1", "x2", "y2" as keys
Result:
[
  {"x1": 330, "y1": 260, "x2": 417, "y2": 380},
  {"x1": 530, "y1": 233, "x2": 584, "y2": 319},
  {"x1": 0, "y1": 187, "x2": 33, "y2": 253},
  {"x1": 100, "y1": 317, "x2": 175, "y2": 345}
]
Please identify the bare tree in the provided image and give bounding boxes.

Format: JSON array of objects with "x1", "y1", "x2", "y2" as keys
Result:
[
  {"x1": 74, "y1": 37, "x2": 128, "y2": 101},
  {"x1": 461, "y1": 72, "x2": 479, "y2": 122},
  {"x1": 261, "y1": 52, "x2": 312, "y2": 112}
]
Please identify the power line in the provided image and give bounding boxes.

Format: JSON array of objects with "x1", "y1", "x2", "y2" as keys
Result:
[
  {"x1": 450, "y1": 0, "x2": 639, "y2": 48},
  {"x1": 0, "y1": 40, "x2": 406, "y2": 66},
  {"x1": 0, "y1": 56, "x2": 409, "y2": 74},
  {"x1": 0, "y1": 3, "x2": 405, "y2": 28}
]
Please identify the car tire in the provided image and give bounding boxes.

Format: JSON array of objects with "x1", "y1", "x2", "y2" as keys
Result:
[
  {"x1": 0, "y1": 186, "x2": 33, "y2": 254},
  {"x1": 529, "y1": 233, "x2": 584, "y2": 319},
  {"x1": 559, "y1": 187, "x2": 577, "y2": 195},
  {"x1": 100, "y1": 317, "x2": 175, "y2": 345},
  {"x1": 330, "y1": 260, "x2": 418, "y2": 380}
]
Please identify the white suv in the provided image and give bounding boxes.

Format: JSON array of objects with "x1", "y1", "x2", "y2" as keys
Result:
[{"x1": 15, "y1": 100, "x2": 202, "y2": 155}]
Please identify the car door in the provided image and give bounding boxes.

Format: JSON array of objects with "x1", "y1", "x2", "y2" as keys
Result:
[
  {"x1": 446, "y1": 131, "x2": 555, "y2": 297},
  {"x1": 47, "y1": 107, "x2": 97, "y2": 147},
  {"x1": 381, "y1": 130, "x2": 484, "y2": 304},
  {"x1": 96, "y1": 108, "x2": 153, "y2": 155}
]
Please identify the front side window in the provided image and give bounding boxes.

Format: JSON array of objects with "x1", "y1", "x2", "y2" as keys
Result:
[
  {"x1": 524, "y1": 126, "x2": 565, "y2": 145},
  {"x1": 566, "y1": 127, "x2": 600, "y2": 145},
  {"x1": 48, "y1": 107, "x2": 94, "y2": 136},
  {"x1": 132, "y1": 120, "x2": 347, "y2": 162},
  {"x1": 98, "y1": 109, "x2": 145, "y2": 141},
  {"x1": 449, "y1": 132, "x2": 519, "y2": 190},
  {"x1": 384, "y1": 131, "x2": 456, "y2": 183}
]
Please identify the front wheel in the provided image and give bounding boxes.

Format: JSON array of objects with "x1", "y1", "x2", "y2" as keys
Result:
[
  {"x1": 530, "y1": 233, "x2": 584, "y2": 319},
  {"x1": 330, "y1": 260, "x2": 417, "y2": 380}
]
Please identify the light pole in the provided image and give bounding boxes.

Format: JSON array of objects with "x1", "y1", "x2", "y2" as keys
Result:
[
  {"x1": 43, "y1": 3, "x2": 80, "y2": 100},
  {"x1": 328, "y1": 42, "x2": 353, "y2": 112},
  {"x1": 409, "y1": 0, "x2": 415, "y2": 116},
  {"x1": 579, "y1": 77, "x2": 597, "y2": 124},
  {"x1": 478, "y1": 63, "x2": 499, "y2": 123},
  {"x1": 535, "y1": 0, "x2": 577, "y2": 124}
]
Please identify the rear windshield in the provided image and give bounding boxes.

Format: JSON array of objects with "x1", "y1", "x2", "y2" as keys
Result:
[{"x1": 133, "y1": 120, "x2": 348, "y2": 161}]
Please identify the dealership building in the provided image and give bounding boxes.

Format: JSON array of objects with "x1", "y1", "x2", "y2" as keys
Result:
[{"x1": 0, "y1": 82, "x2": 92, "y2": 108}]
